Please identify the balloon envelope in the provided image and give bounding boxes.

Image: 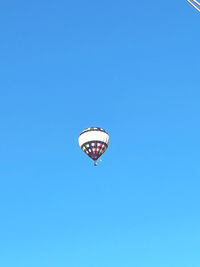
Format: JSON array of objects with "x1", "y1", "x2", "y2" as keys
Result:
[{"x1": 78, "y1": 127, "x2": 109, "y2": 162}]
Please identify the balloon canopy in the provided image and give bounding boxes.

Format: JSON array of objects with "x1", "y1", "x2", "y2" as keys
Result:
[{"x1": 78, "y1": 127, "x2": 109, "y2": 165}]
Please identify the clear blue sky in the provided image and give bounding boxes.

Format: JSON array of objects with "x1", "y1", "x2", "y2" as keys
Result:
[{"x1": 0, "y1": 1, "x2": 200, "y2": 266}]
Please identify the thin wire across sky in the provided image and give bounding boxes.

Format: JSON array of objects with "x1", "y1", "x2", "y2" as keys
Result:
[{"x1": 187, "y1": 0, "x2": 200, "y2": 12}]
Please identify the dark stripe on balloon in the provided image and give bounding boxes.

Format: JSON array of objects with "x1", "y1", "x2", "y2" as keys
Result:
[{"x1": 79, "y1": 127, "x2": 108, "y2": 136}]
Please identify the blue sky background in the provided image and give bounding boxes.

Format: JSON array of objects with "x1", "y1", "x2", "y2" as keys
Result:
[{"x1": 0, "y1": 1, "x2": 200, "y2": 266}]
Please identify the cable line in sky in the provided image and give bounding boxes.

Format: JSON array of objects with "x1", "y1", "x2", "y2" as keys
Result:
[{"x1": 187, "y1": 0, "x2": 200, "y2": 12}]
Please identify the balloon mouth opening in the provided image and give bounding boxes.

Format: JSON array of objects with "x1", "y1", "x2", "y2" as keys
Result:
[{"x1": 91, "y1": 155, "x2": 99, "y2": 160}]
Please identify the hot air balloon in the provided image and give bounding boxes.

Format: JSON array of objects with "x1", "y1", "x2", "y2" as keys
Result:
[{"x1": 78, "y1": 127, "x2": 109, "y2": 166}]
